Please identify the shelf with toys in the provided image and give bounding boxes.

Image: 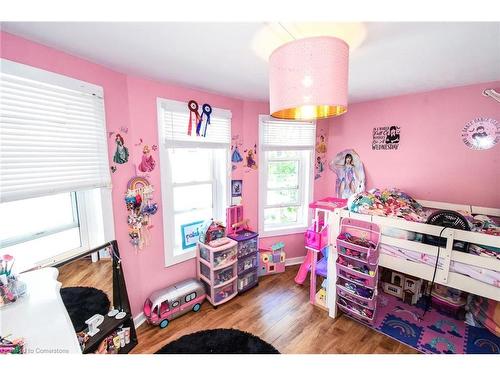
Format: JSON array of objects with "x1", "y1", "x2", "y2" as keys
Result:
[
  {"x1": 197, "y1": 219, "x2": 239, "y2": 307},
  {"x1": 335, "y1": 218, "x2": 381, "y2": 325}
]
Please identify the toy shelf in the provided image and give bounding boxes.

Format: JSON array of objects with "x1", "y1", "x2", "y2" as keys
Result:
[
  {"x1": 197, "y1": 238, "x2": 239, "y2": 307},
  {"x1": 335, "y1": 218, "x2": 381, "y2": 325}
]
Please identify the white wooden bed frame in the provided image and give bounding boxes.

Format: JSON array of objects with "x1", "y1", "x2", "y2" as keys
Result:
[{"x1": 325, "y1": 199, "x2": 500, "y2": 319}]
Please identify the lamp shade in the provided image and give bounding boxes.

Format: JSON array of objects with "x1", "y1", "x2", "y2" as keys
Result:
[{"x1": 269, "y1": 36, "x2": 349, "y2": 120}]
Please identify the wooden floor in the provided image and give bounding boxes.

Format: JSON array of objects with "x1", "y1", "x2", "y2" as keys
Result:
[
  {"x1": 57, "y1": 257, "x2": 113, "y2": 304},
  {"x1": 132, "y1": 265, "x2": 418, "y2": 354}
]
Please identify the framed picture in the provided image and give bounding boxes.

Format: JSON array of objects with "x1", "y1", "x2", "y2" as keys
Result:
[
  {"x1": 180, "y1": 220, "x2": 204, "y2": 250},
  {"x1": 231, "y1": 179, "x2": 242, "y2": 197}
]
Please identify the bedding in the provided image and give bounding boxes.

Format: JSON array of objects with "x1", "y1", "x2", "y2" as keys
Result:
[{"x1": 380, "y1": 244, "x2": 500, "y2": 288}]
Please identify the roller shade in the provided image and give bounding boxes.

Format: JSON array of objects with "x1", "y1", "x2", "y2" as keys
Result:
[
  {"x1": 0, "y1": 59, "x2": 111, "y2": 203},
  {"x1": 260, "y1": 116, "x2": 316, "y2": 150},
  {"x1": 159, "y1": 99, "x2": 231, "y2": 147}
]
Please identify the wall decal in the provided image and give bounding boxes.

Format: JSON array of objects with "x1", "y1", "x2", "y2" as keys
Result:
[
  {"x1": 329, "y1": 149, "x2": 366, "y2": 199},
  {"x1": 372, "y1": 125, "x2": 401, "y2": 150},
  {"x1": 110, "y1": 166, "x2": 117, "y2": 174},
  {"x1": 315, "y1": 131, "x2": 328, "y2": 179},
  {"x1": 125, "y1": 176, "x2": 158, "y2": 251},
  {"x1": 113, "y1": 133, "x2": 130, "y2": 164},
  {"x1": 244, "y1": 147, "x2": 258, "y2": 170},
  {"x1": 138, "y1": 145, "x2": 156, "y2": 172},
  {"x1": 461, "y1": 117, "x2": 499, "y2": 150}
]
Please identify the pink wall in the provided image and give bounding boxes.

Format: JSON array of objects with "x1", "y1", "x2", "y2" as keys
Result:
[
  {"x1": 0, "y1": 31, "x2": 313, "y2": 317},
  {"x1": 325, "y1": 82, "x2": 500, "y2": 208}
]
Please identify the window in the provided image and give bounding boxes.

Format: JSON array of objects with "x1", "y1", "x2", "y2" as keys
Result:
[
  {"x1": 0, "y1": 59, "x2": 114, "y2": 271},
  {"x1": 185, "y1": 292, "x2": 196, "y2": 303},
  {"x1": 157, "y1": 99, "x2": 231, "y2": 266},
  {"x1": 258, "y1": 115, "x2": 315, "y2": 236}
]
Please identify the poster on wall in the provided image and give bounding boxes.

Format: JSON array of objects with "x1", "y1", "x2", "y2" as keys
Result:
[
  {"x1": 231, "y1": 179, "x2": 243, "y2": 205},
  {"x1": 461, "y1": 117, "x2": 499, "y2": 150},
  {"x1": 315, "y1": 130, "x2": 328, "y2": 180},
  {"x1": 329, "y1": 149, "x2": 366, "y2": 200},
  {"x1": 181, "y1": 221, "x2": 204, "y2": 250},
  {"x1": 372, "y1": 125, "x2": 401, "y2": 150}
]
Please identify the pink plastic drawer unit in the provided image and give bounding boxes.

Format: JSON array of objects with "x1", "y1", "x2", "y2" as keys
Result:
[
  {"x1": 305, "y1": 224, "x2": 328, "y2": 250},
  {"x1": 237, "y1": 271, "x2": 258, "y2": 292},
  {"x1": 214, "y1": 283, "x2": 235, "y2": 303}
]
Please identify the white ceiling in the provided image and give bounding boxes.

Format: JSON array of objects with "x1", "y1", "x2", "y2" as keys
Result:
[{"x1": 1, "y1": 22, "x2": 499, "y2": 103}]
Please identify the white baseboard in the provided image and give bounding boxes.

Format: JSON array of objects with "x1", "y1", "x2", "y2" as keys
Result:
[
  {"x1": 133, "y1": 312, "x2": 147, "y2": 329},
  {"x1": 285, "y1": 256, "x2": 305, "y2": 266}
]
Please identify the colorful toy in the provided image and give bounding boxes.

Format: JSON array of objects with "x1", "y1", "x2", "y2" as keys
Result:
[
  {"x1": 199, "y1": 219, "x2": 226, "y2": 245},
  {"x1": 226, "y1": 205, "x2": 249, "y2": 236},
  {"x1": 143, "y1": 278, "x2": 206, "y2": 329},
  {"x1": 0, "y1": 336, "x2": 25, "y2": 354},
  {"x1": 380, "y1": 268, "x2": 425, "y2": 305},
  {"x1": 258, "y1": 242, "x2": 285, "y2": 276},
  {"x1": 125, "y1": 176, "x2": 158, "y2": 251}
]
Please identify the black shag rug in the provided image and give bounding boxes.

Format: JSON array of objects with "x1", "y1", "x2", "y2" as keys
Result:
[
  {"x1": 156, "y1": 328, "x2": 279, "y2": 354},
  {"x1": 60, "y1": 286, "x2": 110, "y2": 332}
]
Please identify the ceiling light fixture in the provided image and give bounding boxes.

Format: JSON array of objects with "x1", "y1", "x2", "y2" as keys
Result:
[{"x1": 269, "y1": 26, "x2": 349, "y2": 120}]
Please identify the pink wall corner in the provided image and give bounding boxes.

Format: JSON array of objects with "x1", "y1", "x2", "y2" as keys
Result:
[{"x1": 326, "y1": 82, "x2": 500, "y2": 207}]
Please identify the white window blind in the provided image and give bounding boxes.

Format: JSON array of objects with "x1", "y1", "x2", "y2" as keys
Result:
[
  {"x1": 0, "y1": 59, "x2": 111, "y2": 203},
  {"x1": 261, "y1": 117, "x2": 316, "y2": 150},
  {"x1": 159, "y1": 99, "x2": 231, "y2": 147}
]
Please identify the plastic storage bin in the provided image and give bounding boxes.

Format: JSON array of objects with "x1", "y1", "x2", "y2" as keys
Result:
[
  {"x1": 237, "y1": 253, "x2": 258, "y2": 274},
  {"x1": 197, "y1": 238, "x2": 238, "y2": 306},
  {"x1": 237, "y1": 271, "x2": 258, "y2": 293},
  {"x1": 228, "y1": 230, "x2": 259, "y2": 294}
]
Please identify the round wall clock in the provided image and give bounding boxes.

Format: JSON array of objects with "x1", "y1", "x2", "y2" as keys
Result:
[{"x1": 461, "y1": 117, "x2": 499, "y2": 150}]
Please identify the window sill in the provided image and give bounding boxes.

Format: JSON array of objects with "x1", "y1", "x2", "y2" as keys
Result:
[
  {"x1": 259, "y1": 225, "x2": 309, "y2": 238},
  {"x1": 164, "y1": 248, "x2": 196, "y2": 268}
]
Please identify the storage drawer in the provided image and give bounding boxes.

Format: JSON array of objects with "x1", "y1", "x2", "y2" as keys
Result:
[
  {"x1": 213, "y1": 246, "x2": 237, "y2": 269},
  {"x1": 200, "y1": 262, "x2": 211, "y2": 281},
  {"x1": 237, "y1": 237, "x2": 258, "y2": 257},
  {"x1": 337, "y1": 277, "x2": 374, "y2": 300},
  {"x1": 237, "y1": 271, "x2": 258, "y2": 292},
  {"x1": 337, "y1": 296, "x2": 375, "y2": 324},
  {"x1": 214, "y1": 283, "x2": 235, "y2": 303},
  {"x1": 214, "y1": 265, "x2": 234, "y2": 286},
  {"x1": 337, "y1": 288, "x2": 377, "y2": 309},
  {"x1": 238, "y1": 253, "x2": 258, "y2": 274}
]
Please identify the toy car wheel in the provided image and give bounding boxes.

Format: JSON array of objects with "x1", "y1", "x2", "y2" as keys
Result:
[
  {"x1": 159, "y1": 319, "x2": 169, "y2": 329},
  {"x1": 192, "y1": 303, "x2": 201, "y2": 312}
]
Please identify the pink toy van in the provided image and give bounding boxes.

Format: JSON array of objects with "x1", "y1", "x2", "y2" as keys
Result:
[{"x1": 143, "y1": 278, "x2": 206, "y2": 329}]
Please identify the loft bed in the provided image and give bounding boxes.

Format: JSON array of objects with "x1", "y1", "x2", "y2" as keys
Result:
[{"x1": 325, "y1": 199, "x2": 500, "y2": 319}]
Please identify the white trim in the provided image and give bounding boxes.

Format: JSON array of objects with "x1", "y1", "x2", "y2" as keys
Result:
[
  {"x1": 133, "y1": 312, "x2": 147, "y2": 329},
  {"x1": 285, "y1": 256, "x2": 305, "y2": 267},
  {"x1": 156, "y1": 98, "x2": 231, "y2": 268},
  {"x1": 260, "y1": 225, "x2": 308, "y2": 238}
]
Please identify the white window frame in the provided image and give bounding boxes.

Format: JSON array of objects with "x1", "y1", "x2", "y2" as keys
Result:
[
  {"x1": 156, "y1": 98, "x2": 231, "y2": 267},
  {"x1": 258, "y1": 115, "x2": 315, "y2": 237},
  {"x1": 0, "y1": 61, "x2": 115, "y2": 270}
]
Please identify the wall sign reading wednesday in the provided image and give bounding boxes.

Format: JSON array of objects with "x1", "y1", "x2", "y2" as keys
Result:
[{"x1": 372, "y1": 126, "x2": 401, "y2": 150}]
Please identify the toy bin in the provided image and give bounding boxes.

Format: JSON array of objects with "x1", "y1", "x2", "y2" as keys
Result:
[
  {"x1": 228, "y1": 230, "x2": 258, "y2": 257},
  {"x1": 305, "y1": 223, "x2": 328, "y2": 251},
  {"x1": 337, "y1": 277, "x2": 375, "y2": 300},
  {"x1": 197, "y1": 239, "x2": 238, "y2": 306},
  {"x1": 336, "y1": 218, "x2": 381, "y2": 265},
  {"x1": 337, "y1": 296, "x2": 375, "y2": 324},
  {"x1": 337, "y1": 287, "x2": 377, "y2": 309},
  {"x1": 336, "y1": 257, "x2": 378, "y2": 288}
]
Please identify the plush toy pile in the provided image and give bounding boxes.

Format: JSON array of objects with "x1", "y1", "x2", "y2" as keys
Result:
[{"x1": 347, "y1": 188, "x2": 427, "y2": 222}]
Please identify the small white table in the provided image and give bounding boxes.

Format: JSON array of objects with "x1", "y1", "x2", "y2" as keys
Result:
[{"x1": 0, "y1": 267, "x2": 81, "y2": 354}]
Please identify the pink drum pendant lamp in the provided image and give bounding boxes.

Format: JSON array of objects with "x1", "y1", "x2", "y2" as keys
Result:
[{"x1": 269, "y1": 36, "x2": 349, "y2": 120}]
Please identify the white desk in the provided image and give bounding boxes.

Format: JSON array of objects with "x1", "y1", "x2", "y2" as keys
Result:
[{"x1": 0, "y1": 267, "x2": 81, "y2": 354}]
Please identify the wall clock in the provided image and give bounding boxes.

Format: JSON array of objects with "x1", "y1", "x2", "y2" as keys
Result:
[{"x1": 461, "y1": 117, "x2": 499, "y2": 150}]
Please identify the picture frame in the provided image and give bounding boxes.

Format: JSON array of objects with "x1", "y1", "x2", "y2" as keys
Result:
[
  {"x1": 231, "y1": 179, "x2": 242, "y2": 197},
  {"x1": 180, "y1": 220, "x2": 204, "y2": 250}
]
